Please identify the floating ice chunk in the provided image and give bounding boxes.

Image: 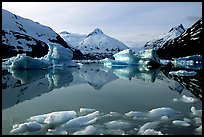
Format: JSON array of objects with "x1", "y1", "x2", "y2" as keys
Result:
[
  {"x1": 10, "y1": 54, "x2": 50, "y2": 69},
  {"x1": 141, "y1": 129, "x2": 164, "y2": 135},
  {"x1": 28, "y1": 111, "x2": 76, "y2": 125},
  {"x1": 173, "y1": 95, "x2": 198, "y2": 103},
  {"x1": 138, "y1": 121, "x2": 161, "y2": 134},
  {"x1": 47, "y1": 129, "x2": 68, "y2": 135},
  {"x1": 183, "y1": 118, "x2": 191, "y2": 123},
  {"x1": 105, "y1": 129, "x2": 125, "y2": 135},
  {"x1": 193, "y1": 117, "x2": 202, "y2": 125},
  {"x1": 172, "y1": 120, "x2": 191, "y2": 127},
  {"x1": 79, "y1": 108, "x2": 96, "y2": 114},
  {"x1": 10, "y1": 121, "x2": 42, "y2": 134},
  {"x1": 169, "y1": 70, "x2": 197, "y2": 76},
  {"x1": 191, "y1": 106, "x2": 202, "y2": 117},
  {"x1": 148, "y1": 107, "x2": 181, "y2": 118},
  {"x1": 104, "y1": 120, "x2": 131, "y2": 129},
  {"x1": 44, "y1": 111, "x2": 77, "y2": 127},
  {"x1": 73, "y1": 125, "x2": 96, "y2": 135},
  {"x1": 108, "y1": 112, "x2": 121, "y2": 117},
  {"x1": 61, "y1": 111, "x2": 99, "y2": 129},
  {"x1": 195, "y1": 125, "x2": 202, "y2": 133},
  {"x1": 125, "y1": 111, "x2": 147, "y2": 118},
  {"x1": 113, "y1": 49, "x2": 138, "y2": 64},
  {"x1": 161, "y1": 116, "x2": 169, "y2": 121},
  {"x1": 180, "y1": 95, "x2": 198, "y2": 103},
  {"x1": 10, "y1": 123, "x2": 27, "y2": 134}
]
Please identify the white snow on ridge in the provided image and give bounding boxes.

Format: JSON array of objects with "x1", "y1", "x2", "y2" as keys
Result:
[
  {"x1": 144, "y1": 24, "x2": 185, "y2": 50},
  {"x1": 2, "y1": 9, "x2": 57, "y2": 43},
  {"x1": 60, "y1": 28, "x2": 129, "y2": 55},
  {"x1": 59, "y1": 31, "x2": 86, "y2": 48}
]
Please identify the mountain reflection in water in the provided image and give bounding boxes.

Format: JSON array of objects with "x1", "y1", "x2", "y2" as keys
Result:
[{"x1": 2, "y1": 63, "x2": 202, "y2": 110}]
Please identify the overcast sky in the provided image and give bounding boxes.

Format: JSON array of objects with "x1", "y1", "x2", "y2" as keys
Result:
[{"x1": 2, "y1": 2, "x2": 202, "y2": 47}]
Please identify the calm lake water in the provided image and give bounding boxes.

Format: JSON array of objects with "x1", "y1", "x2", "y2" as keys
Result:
[{"x1": 2, "y1": 63, "x2": 202, "y2": 135}]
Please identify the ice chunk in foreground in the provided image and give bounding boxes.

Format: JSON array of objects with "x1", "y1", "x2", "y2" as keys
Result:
[
  {"x1": 43, "y1": 111, "x2": 77, "y2": 127},
  {"x1": 73, "y1": 125, "x2": 96, "y2": 135},
  {"x1": 61, "y1": 111, "x2": 99, "y2": 129},
  {"x1": 195, "y1": 125, "x2": 202, "y2": 133},
  {"x1": 191, "y1": 106, "x2": 202, "y2": 117},
  {"x1": 172, "y1": 120, "x2": 191, "y2": 127},
  {"x1": 141, "y1": 129, "x2": 164, "y2": 135},
  {"x1": 125, "y1": 111, "x2": 147, "y2": 119},
  {"x1": 104, "y1": 120, "x2": 131, "y2": 129},
  {"x1": 10, "y1": 121, "x2": 42, "y2": 135},
  {"x1": 28, "y1": 111, "x2": 76, "y2": 125},
  {"x1": 148, "y1": 107, "x2": 181, "y2": 118},
  {"x1": 79, "y1": 108, "x2": 96, "y2": 114},
  {"x1": 138, "y1": 121, "x2": 161, "y2": 134}
]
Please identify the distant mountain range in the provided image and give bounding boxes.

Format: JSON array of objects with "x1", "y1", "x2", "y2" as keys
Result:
[
  {"x1": 144, "y1": 24, "x2": 186, "y2": 50},
  {"x1": 156, "y1": 18, "x2": 202, "y2": 59},
  {"x1": 2, "y1": 9, "x2": 202, "y2": 61},
  {"x1": 59, "y1": 28, "x2": 129, "y2": 59},
  {"x1": 2, "y1": 9, "x2": 83, "y2": 59}
]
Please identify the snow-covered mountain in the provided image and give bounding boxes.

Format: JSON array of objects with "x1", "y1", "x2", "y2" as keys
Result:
[
  {"x1": 60, "y1": 28, "x2": 129, "y2": 59},
  {"x1": 2, "y1": 9, "x2": 83, "y2": 59},
  {"x1": 157, "y1": 18, "x2": 202, "y2": 59},
  {"x1": 144, "y1": 24, "x2": 185, "y2": 50}
]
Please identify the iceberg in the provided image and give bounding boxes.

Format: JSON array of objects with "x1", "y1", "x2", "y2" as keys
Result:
[
  {"x1": 3, "y1": 43, "x2": 78, "y2": 70},
  {"x1": 101, "y1": 49, "x2": 161, "y2": 68}
]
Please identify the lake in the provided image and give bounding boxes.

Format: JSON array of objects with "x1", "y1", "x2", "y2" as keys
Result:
[{"x1": 2, "y1": 63, "x2": 202, "y2": 135}]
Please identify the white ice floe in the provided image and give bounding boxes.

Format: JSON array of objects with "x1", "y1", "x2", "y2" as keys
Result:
[
  {"x1": 191, "y1": 106, "x2": 202, "y2": 117},
  {"x1": 10, "y1": 54, "x2": 50, "y2": 69},
  {"x1": 4, "y1": 43, "x2": 78, "y2": 70},
  {"x1": 61, "y1": 111, "x2": 99, "y2": 129},
  {"x1": 172, "y1": 120, "x2": 191, "y2": 127},
  {"x1": 173, "y1": 95, "x2": 198, "y2": 103},
  {"x1": 141, "y1": 128, "x2": 164, "y2": 135},
  {"x1": 195, "y1": 125, "x2": 202, "y2": 133},
  {"x1": 169, "y1": 70, "x2": 197, "y2": 76},
  {"x1": 28, "y1": 111, "x2": 77, "y2": 125},
  {"x1": 183, "y1": 118, "x2": 191, "y2": 123},
  {"x1": 148, "y1": 107, "x2": 181, "y2": 118},
  {"x1": 138, "y1": 121, "x2": 161, "y2": 134},
  {"x1": 73, "y1": 125, "x2": 96, "y2": 135},
  {"x1": 105, "y1": 129, "x2": 125, "y2": 135},
  {"x1": 193, "y1": 117, "x2": 202, "y2": 125},
  {"x1": 104, "y1": 120, "x2": 131, "y2": 129},
  {"x1": 79, "y1": 108, "x2": 96, "y2": 114},
  {"x1": 10, "y1": 121, "x2": 42, "y2": 134},
  {"x1": 43, "y1": 111, "x2": 77, "y2": 127},
  {"x1": 125, "y1": 111, "x2": 147, "y2": 120}
]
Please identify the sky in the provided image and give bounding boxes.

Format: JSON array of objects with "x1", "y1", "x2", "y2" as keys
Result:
[{"x1": 2, "y1": 2, "x2": 202, "y2": 48}]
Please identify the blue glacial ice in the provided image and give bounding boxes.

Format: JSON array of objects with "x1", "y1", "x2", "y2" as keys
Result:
[
  {"x1": 100, "y1": 49, "x2": 161, "y2": 67},
  {"x1": 3, "y1": 43, "x2": 78, "y2": 70}
]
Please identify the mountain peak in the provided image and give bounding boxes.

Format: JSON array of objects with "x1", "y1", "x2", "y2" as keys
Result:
[
  {"x1": 59, "y1": 31, "x2": 70, "y2": 35},
  {"x1": 169, "y1": 24, "x2": 185, "y2": 33},
  {"x1": 87, "y1": 28, "x2": 104, "y2": 37}
]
